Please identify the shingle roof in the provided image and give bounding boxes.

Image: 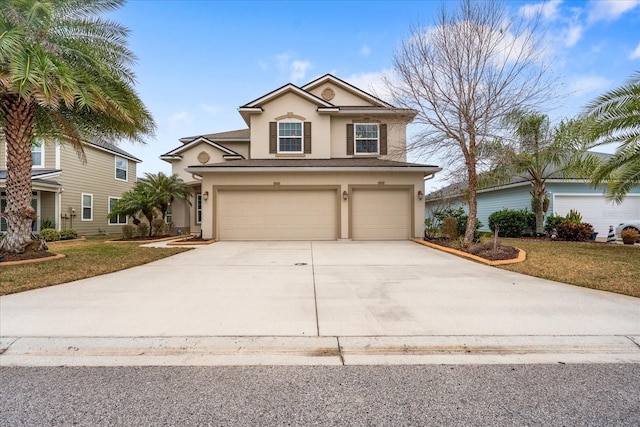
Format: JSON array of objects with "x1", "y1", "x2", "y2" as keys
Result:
[
  {"x1": 87, "y1": 140, "x2": 142, "y2": 162},
  {"x1": 179, "y1": 129, "x2": 250, "y2": 144},
  {"x1": 187, "y1": 157, "x2": 439, "y2": 170},
  {"x1": 0, "y1": 169, "x2": 61, "y2": 180}
]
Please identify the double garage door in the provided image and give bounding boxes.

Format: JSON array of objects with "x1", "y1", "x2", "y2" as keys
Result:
[{"x1": 216, "y1": 188, "x2": 411, "y2": 241}]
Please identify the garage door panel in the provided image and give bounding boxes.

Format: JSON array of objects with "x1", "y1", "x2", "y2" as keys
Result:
[
  {"x1": 352, "y1": 189, "x2": 411, "y2": 240},
  {"x1": 218, "y1": 190, "x2": 337, "y2": 240},
  {"x1": 553, "y1": 195, "x2": 640, "y2": 237}
]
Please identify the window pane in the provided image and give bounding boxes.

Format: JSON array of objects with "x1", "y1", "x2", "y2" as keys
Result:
[
  {"x1": 355, "y1": 124, "x2": 379, "y2": 153},
  {"x1": 31, "y1": 145, "x2": 42, "y2": 166},
  {"x1": 115, "y1": 157, "x2": 127, "y2": 180}
]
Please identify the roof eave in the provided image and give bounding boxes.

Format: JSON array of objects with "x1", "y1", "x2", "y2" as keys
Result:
[{"x1": 186, "y1": 165, "x2": 442, "y2": 174}]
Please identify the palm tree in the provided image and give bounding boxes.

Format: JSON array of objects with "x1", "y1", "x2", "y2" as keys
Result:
[
  {"x1": 140, "y1": 172, "x2": 191, "y2": 222},
  {"x1": 484, "y1": 112, "x2": 591, "y2": 234},
  {"x1": 584, "y1": 71, "x2": 640, "y2": 203},
  {"x1": 108, "y1": 182, "x2": 157, "y2": 236},
  {"x1": 0, "y1": 0, "x2": 155, "y2": 253}
]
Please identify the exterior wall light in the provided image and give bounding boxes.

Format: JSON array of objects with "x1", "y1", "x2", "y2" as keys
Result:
[
  {"x1": 203, "y1": 191, "x2": 209, "y2": 201},
  {"x1": 342, "y1": 190, "x2": 349, "y2": 201},
  {"x1": 417, "y1": 190, "x2": 424, "y2": 200}
]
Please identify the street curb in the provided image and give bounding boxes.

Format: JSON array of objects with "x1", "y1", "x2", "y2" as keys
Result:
[
  {"x1": 412, "y1": 239, "x2": 526, "y2": 266},
  {"x1": 1, "y1": 335, "x2": 638, "y2": 366}
]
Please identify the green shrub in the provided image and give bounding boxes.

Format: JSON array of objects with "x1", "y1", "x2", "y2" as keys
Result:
[
  {"x1": 39, "y1": 228, "x2": 60, "y2": 241},
  {"x1": 424, "y1": 217, "x2": 440, "y2": 238},
  {"x1": 566, "y1": 209, "x2": 583, "y2": 224},
  {"x1": 556, "y1": 221, "x2": 594, "y2": 241},
  {"x1": 122, "y1": 225, "x2": 135, "y2": 239},
  {"x1": 59, "y1": 228, "x2": 78, "y2": 240},
  {"x1": 432, "y1": 207, "x2": 483, "y2": 239},
  {"x1": 151, "y1": 218, "x2": 165, "y2": 236},
  {"x1": 544, "y1": 213, "x2": 565, "y2": 233},
  {"x1": 488, "y1": 209, "x2": 535, "y2": 238},
  {"x1": 137, "y1": 223, "x2": 149, "y2": 237},
  {"x1": 40, "y1": 218, "x2": 56, "y2": 230}
]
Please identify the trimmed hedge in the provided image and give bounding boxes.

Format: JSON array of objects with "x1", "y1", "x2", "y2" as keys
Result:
[{"x1": 488, "y1": 209, "x2": 535, "y2": 238}]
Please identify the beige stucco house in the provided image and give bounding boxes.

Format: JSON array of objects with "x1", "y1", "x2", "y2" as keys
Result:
[
  {"x1": 1, "y1": 139, "x2": 140, "y2": 236},
  {"x1": 162, "y1": 74, "x2": 441, "y2": 240}
]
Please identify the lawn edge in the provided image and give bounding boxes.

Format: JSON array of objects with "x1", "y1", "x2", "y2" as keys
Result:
[
  {"x1": 0, "y1": 253, "x2": 66, "y2": 267},
  {"x1": 412, "y1": 239, "x2": 526, "y2": 266}
]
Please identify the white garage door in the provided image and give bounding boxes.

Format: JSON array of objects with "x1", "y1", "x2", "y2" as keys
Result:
[
  {"x1": 351, "y1": 188, "x2": 411, "y2": 240},
  {"x1": 553, "y1": 194, "x2": 640, "y2": 237},
  {"x1": 217, "y1": 189, "x2": 337, "y2": 240}
]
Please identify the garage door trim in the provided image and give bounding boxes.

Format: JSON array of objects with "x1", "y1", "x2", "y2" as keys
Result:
[
  {"x1": 348, "y1": 184, "x2": 414, "y2": 240},
  {"x1": 212, "y1": 184, "x2": 341, "y2": 240}
]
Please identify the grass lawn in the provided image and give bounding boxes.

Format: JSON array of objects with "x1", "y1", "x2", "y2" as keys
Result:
[
  {"x1": 0, "y1": 236, "x2": 190, "y2": 296},
  {"x1": 501, "y1": 238, "x2": 640, "y2": 298}
]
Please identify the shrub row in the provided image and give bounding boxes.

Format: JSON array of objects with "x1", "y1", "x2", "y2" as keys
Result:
[
  {"x1": 38, "y1": 228, "x2": 78, "y2": 242},
  {"x1": 488, "y1": 209, "x2": 535, "y2": 238}
]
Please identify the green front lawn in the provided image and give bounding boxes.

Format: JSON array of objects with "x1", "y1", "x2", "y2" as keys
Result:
[
  {"x1": 500, "y1": 238, "x2": 639, "y2": 298},
  {"x1": 0, "y1": 236, "x2": 190, "y2": 295}
]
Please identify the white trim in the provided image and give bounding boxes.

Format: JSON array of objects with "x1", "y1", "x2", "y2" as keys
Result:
[
  {"x1": 85, "y1": 142, "x2": 141, "y2": 163},
  {"x1": 354, "y1": 123, "x2": 380, "y2": 155},
  {"x1": 81, "y1": 193, "x2": 93, "y2": 221},
  {"x1": 301, "y1": 74, "x2": 394, "y2": 108},
  {"x1": 108, "y1": 196, "x2": 127, "y2": 225},
  {"x1": 55, "y1": 142, "x2": 61, "y2": 169},
  {"x1": 243, "y1": 84, "x2": 334, "y2": 108},
  {"x1": 186, "y1": 166, "x2": 442, "y2": 174},
  {"x1": 277, "y1": 119, "x2": 304, "y2": 154},
  {"x1": 115, "y1": 156, "x2": 128, "y2": 182},
  {"x1": 55, "y1": 188, "x2": 62, "y2": 231},
  {"x1": 162, "y1": 136, "x2": 241, "y2": 158}
]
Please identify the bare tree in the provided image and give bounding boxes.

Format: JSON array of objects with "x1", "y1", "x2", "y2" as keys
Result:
[{"x1": 385, "y1": 0, "x2": 554, "y2": 243}]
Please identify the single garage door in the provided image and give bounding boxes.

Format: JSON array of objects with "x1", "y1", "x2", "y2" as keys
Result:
[
  {"x1": 553, "y1": 194, "x2": 640, "y2": 237},
  {"x1": 351, "y1": 188, "x2": 411, "y2": 240},
  {"x1": 217, "y1": 189, "x2": 337, "y2": 240}
]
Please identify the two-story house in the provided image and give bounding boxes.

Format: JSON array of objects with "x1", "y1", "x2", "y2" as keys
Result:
[
  {"x1": 161, "y1": 74, "x2": 441, "y2": 241},
  {"x1": 1, "y1": 139, "x2": 140, "y2": 236}
]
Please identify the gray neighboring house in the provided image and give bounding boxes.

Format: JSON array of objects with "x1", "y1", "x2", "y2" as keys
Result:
[
  {"x1": 1, "y1": 139, "x2": 140, "y2": 236},
  {"x1": 425, "y1": 152, "x2": 640, "y2": 238}
]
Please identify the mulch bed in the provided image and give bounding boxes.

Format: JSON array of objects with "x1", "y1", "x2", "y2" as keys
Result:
[
  {"x1": 112, "y1": 235, "x2": 173, "y2": 242},
  {"x1": 425, "y1": 237, "x2": 520, "y2": 261},
  {"x1": 0, "y1": 242, "x2": 57, "y2": 263}
]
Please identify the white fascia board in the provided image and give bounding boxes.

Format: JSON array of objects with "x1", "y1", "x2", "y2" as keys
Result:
[
  {"x1": 302, "y1": 74, "x2": 394, "y2": 108},
  {"x1": 164, "y1": 137, "x2": 239, "y2": 156},
  {"x1": 243, "y1": 85, "x2": 334, "y2": 108},
  {"x1": 186, "y1": 166, "x2": 442, "y2": 175},
  {"x1": 477, "y1": 178, "x2": 590, "y2": 194},
  {"x1": 86, "y1": 143, "x2": 141, "y2": 163}
]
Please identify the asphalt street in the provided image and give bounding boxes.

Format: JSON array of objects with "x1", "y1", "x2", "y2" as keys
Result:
[{"x1": 2, "y1": 364, "x2": 639, "y2": 426}]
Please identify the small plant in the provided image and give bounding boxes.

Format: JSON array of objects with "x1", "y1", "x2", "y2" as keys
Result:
[
  {"x1": 137, "y1": 223, "x2": 149, "y2": 238},
  {"x1": 39, "y1": 228, "x2": 60, "y2": 242},
  {"x1": 59, "y1": 228, "x2": 78, "y2": 240},
  {"x1": 566, "y1": 209, "x2": 583, "y2": 224},
  {"x1": 424, "y1": 217, "x2": 441, "y2": 239},
  {"x1": 544, "y1": 213, "x2": 565, "y2": 234},
  {"x1": 442, "y1": 216, "x2": 459, "y2": 239},
  {"x1": 431, "y1": 207, "x2": 482, "y2": 239},
  {"x1": 40, "y1": 218, "x2": 56, "y2": 230},
  {"x1": 151, "y1": 218, "x2": 165, "y2": 236},
  {"x1": 488, "y1": 208, "x2": 535, "y2": 238},
  {"x1": 556, "y1": 221, "x2": 594, "y2": 241},
  {"x1": 122, "y1": 225, "x2": 135, "y2": 239},
  {"x1": 621, "y1": 228, "x2": 639, "y2": 244}
]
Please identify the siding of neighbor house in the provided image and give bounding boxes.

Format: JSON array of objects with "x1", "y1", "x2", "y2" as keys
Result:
[
  {"x1": 425, "y1": 181, "x2": 640, "y2": 234},
  {"x1": 57, "y1": 143, "x2": 137, "y2": 235}
]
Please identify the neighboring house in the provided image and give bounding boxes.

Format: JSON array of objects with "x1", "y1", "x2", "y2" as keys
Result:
[
  {"x1": 425, "y1": 155, "x2": 640, "y2": 238},
  {"x1": 162, "y1": 74, "x2": 441, "y2": 240},
  {"x1": 1, "y1": 139, "x2": 140, "y2": 236}
]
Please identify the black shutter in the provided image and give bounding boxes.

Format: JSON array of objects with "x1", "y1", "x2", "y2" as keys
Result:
[
  {"x1": 269, "y1": 122, "x2": 277, "y2": 153},
  {"x1": 304, "y1": 122, "x2": 311, "y2": 154},
  {"x1": 346, "y1": 124, "x2": 354, "y2": 155}
]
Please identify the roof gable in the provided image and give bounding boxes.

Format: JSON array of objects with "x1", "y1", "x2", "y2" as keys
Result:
[
  {"x1": 161, "y1": 137, "x2": 242, "y2": 159},
  {"x1": 240, "y1": 83, "x2": 334, "y2": 109},
  {"x1": 301, "y1": 74, "x2": 394, "y2": 108}
]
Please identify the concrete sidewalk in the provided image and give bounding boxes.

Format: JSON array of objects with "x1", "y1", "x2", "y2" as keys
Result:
[{"x1": 1, "y1": 241, "x2": 639, "y2": 365}]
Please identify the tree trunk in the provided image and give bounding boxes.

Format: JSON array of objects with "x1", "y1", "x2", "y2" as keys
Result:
[
  {"x1": 465, "y1": 164, "x2": 478, "y2": 244},
  {"x1": 531, "y1": 182, "x2": 546, "y2": 235},
  {"x1": 0, "y1": 95, "x2": 37, "y2": 253}
]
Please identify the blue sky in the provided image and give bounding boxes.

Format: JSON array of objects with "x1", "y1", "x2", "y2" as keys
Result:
[{"x1": 108, "y1": 0, "x2": 640, "y2": 190}]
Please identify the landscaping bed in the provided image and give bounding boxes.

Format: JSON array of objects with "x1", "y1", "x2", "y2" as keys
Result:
[{"x1": 423, "y1": 237, "x2": 520, "y2": 261}]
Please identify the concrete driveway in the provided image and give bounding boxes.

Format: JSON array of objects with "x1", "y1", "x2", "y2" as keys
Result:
[{"x1": 1, "y1": 241, "x2": 639, "y2": 365}]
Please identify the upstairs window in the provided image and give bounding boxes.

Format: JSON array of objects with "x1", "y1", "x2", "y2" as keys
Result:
[
  {"x1": 31, "y1": 143, "x2": 44, "y2": 168},
  {"x1": 354, "y1": 124, "x2": 379, "y2": 154},
  {"x1": 278, "y1": 121, "x2": 303, "y2": 153},
  {"x1": 115, "y1": 156, "x2": 128, "y2": 181}
]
